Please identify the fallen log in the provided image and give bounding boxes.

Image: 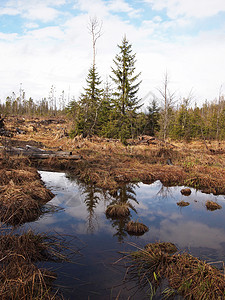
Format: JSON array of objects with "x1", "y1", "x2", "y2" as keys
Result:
[
  {"x1": 25, "y1": 153, "x2": 82, "y2": 160},
  {"x1": 0, "y1": 146, "x2": 82, "y2": 160}
]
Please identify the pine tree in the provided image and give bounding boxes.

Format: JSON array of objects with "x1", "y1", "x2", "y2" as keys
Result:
[
  {"x1": 110, "y1": 36, "x2": 142, "y2": 142},
  {"x1": 110, "y1": 36, "x2": 142, "y2": 116},
  {"x1": 75, "y1": 65, "x2": 103, "y2": 137},
  {"x1": 146, "y1": 99, "x2": 160, "y2": 136}
]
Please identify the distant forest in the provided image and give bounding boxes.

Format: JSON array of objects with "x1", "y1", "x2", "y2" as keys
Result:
[{"x1": 1, "y1": 34, "x2": 225, "y2": 143}]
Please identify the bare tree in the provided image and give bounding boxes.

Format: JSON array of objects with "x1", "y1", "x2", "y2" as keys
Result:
[
  {"x1": 87, "y1": 17, "x2": 103, "y2": 66},
  {"x1": 157, "y1": 72, "x2": 176, "y2": 140},
  {"x1": 216, "y1": 85, "x2": 224, "y2": 143}
]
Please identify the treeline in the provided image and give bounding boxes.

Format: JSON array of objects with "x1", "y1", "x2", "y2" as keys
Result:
[
  {"x1": 0, "y1": 35, "x2": 225, "y2": 142},
  {"x1": 0, "y1": 86, "x2": 66, "y2": 116},
  {"x1": 66, "y1": 36, "x2": 225, "y2": 142}
]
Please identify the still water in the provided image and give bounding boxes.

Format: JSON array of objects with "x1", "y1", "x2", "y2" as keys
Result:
[{"x1": 23, "y1": 171, "x2": 225, "y2": 299}]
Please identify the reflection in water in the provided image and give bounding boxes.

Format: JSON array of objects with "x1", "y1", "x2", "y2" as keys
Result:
[
  {"x1": 28, "y1": 171, "x2": 225, "y2": 299},
  {"x1": 106, "y1": 184, "x2": 140, "y2": 242},
  {"x1": 110, "y1": 215, "x2": 131, "y2": 242},
  {"x1": 80, "y1": 182, "x2": 101, "y2": 233}
]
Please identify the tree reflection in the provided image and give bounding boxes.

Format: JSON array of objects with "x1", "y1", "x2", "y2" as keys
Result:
[
  {"x1": 110, "y1": 215, "x2": 131, "y2": 242},
  {"x1": 67, "y1": 175, "x2": 104, "y2": 233},
  {"x1": 80, "y1": 182, "x2": 103, "y2": 233},
  {"x1": 66, "y1": 173, "x2": 140, "y2": 239},
  {"x1": 106, "y1": 183, "x2": 139, "y2": 242}
]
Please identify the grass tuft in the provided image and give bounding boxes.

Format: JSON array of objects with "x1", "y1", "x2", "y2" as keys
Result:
[
  {"x1": 205, "y1": 200, "x2": 222, "y2": 211},
  {"x1": 125, "y1": 221, "x2": 149, "y2": 236},
  {"x1": 122, "y1": 242, "x2": 225, "y2": 299}
]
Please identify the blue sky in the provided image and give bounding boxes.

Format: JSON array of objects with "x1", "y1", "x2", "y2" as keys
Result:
[{"x1": 0, "y1": 0, "x2": 225, "y2": 107}]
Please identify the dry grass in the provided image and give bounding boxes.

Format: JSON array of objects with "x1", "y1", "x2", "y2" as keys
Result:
[
  {"x1": 177, "y1": 200, "x2": 190, "y2": 207},
  {"x1": 0, "y1": 155, "x2": 54, "y2": 226},
  {"x1": 122, "y1": 242, "x2": 225, "y2": 299},
  {"x1": 106, "y1": 202, "x2": 133, "y2": 218},
  {"x1": 0, "y1": 169, "x2": 40, "y2": 185},
  {"x1": 205, "y1": 200, "x2": 222, "y2": 211},
  {"x1": 0, "y1": 229, "x2": 74, "y2": 299},
  {"x1": 181, "y1": 188, "x2": 191, "y2": 196},
  {"x1": 145, "y1": 242, "x2": 177, "y2": 254},
  {"x1": 0, "y1": 180, "x2": 54, "y2": 226},
  {"x1": 1, "y1": 117, "x2": 225, "y2": 195},
  {"x1": 125, "y1": 221, "x2": 149, "y2": 236}
]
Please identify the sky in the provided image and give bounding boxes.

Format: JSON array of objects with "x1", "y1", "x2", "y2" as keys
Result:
[{"x1": 0, "y1": 0, "x2": 225, "y2": 109}]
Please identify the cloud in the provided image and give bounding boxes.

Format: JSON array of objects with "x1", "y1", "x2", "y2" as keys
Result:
[
  {"x1": 74, "y1": 0, "x2": 109, "y2": 18},
  {"x1": 107, "y1": 0, "x2": 142, "y2": 18},
  {"x1": 24, "y1": 22, "x2": 39, "y2": 29},
  {"x1": 0, "y1": 0, "x2": 224, "y2": 105},
  {"x1": 158, "y1": 219, "x2": 225, "y2": 249},
  {"x1": 0, "y1": 7, "x2": 20, "y2": 16},
  {"x1": 26, "y1": 26, "x2": 65, "y2": 40},
  {"x1": 1, "y1": 0, "x2": 66, "y2": 22},
  {"x1": 26, "y1": 6, "x2": 61, "y2": 22},
  {"x1": 144, "y1": 0, "x2": 225, "y2": 19},
  {"x1": 0, "y1": 32, "x2": 18, "y2": 41}
]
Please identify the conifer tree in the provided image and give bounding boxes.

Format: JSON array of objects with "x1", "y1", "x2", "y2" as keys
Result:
[
  {"x1": 146, "y1": 99, "x2": 160, "y2": 136},
  {"x1": 111, "y1": 36, "x2": 142, "y2": 115},
  {"x1": 71, "y1": 17, "x2": 103, "y2": 137},
  {"x1": 75, "y1": 64, "x2": 103, "y2": 136},
  {"x1": 110, "y1": 36, "x2": 142, "y2": 142}
]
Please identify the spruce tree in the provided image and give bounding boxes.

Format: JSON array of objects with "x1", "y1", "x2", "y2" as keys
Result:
[
  {"x1": 75, "y1": 64, "x2": 103, "y2": 137},
  {"x1": 111, "y1": 36, "x2": 142, "y2": 115},
  {"x1": 146, "y1": 99, "x2": 160, "y2": 136},
  {"x1": 110, "y1": 36, "x2": 142, "y2": 142}
]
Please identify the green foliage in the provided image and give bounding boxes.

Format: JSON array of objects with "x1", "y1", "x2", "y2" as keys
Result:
[
  {"x1": 109, "y1": 36, "x2": 142, "y2": 142},
  {"x1": 72, "y1": 64, "x2": 103, "y2": 137},
  {"x1": 110, "y1": 36, "x2": 142, "y2": 116},
  {"x1": 145, "y1": 99, "x2": 160, "y2": 136}
]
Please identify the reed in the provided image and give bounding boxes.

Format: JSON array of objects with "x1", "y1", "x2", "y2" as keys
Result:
[
  {"x1": 0, "y1": 229, "x2": 76, "y2": 299},
  {"x1": 122, "y1": 242, "x2": 225, "y2": 299}
]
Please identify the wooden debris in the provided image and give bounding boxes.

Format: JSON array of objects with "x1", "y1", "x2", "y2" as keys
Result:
[{"x1": 0, "y1": 145, "x2": 82, "y2": 160}]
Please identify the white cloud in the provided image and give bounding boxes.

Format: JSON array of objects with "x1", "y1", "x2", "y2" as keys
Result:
[
  {"x1": 26, "y1": 26, "x2": 65, "y2": 40},
  {"x1": 24, "y1": 22, "x2": 39, "y2": 29},
  {"x1": 108, "y1": 0, "x2": 142, "y2": 18},
  {"x1": 74, "y1": 0, "x2": 109, "y2": 18},
  {"x1": 1, "y1": 0, "x2": 66, "y2": 22},
  {"x1": 0, "y1": 7, "x2": 19, "y2": 16},
  {"x1": 0, "y1": 32, "x2": 18, "y2": 41},
  {"x1": 144, "y1": 0, "x2": 225, "y2": 18},
  {"x1": 26, "y1": 6, "x2": 61, "y2": 22}
]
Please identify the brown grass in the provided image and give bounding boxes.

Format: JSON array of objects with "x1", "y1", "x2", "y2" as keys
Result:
[
  {"x1": 0, "y1": 229, "x2": 73, "y2": 299},
  {"x1": 181, "y1": 188, "x2": 191, "y2": 196},
  {"x1": 145, "y1": 242, "x2": 177, "y2": 254},
  {"x1": 205, "y1": 200, "x2": 222, "y2": 211},
  {"x1": 0, "y1": 154, "x2": 54, "y2": 226},
  {"x1": 0, "y1": 169, "x2": 40, "y2": 185},
  {"x1": 1, "y1": 117, "x2": 225, "y2": 196},
  {"x1": 125, "y1": 221, "x2": 149, "y2": 236},
  {"x1": 106, "y1": 202, "x2": 131, "y2": 218},
  {"x1": 0, "y1": 180, "x2": 54, "y2": 226},
  {"x1": 177, "y1": 200, "x2": 190, "y2": 207},
  {"x1": 123, "y1": 242, "x2": 225, "y2": 299}
]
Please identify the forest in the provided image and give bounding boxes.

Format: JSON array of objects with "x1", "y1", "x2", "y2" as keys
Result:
[{"x1": 1, "y1": 38, "x2": 224, "y2": 144}]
